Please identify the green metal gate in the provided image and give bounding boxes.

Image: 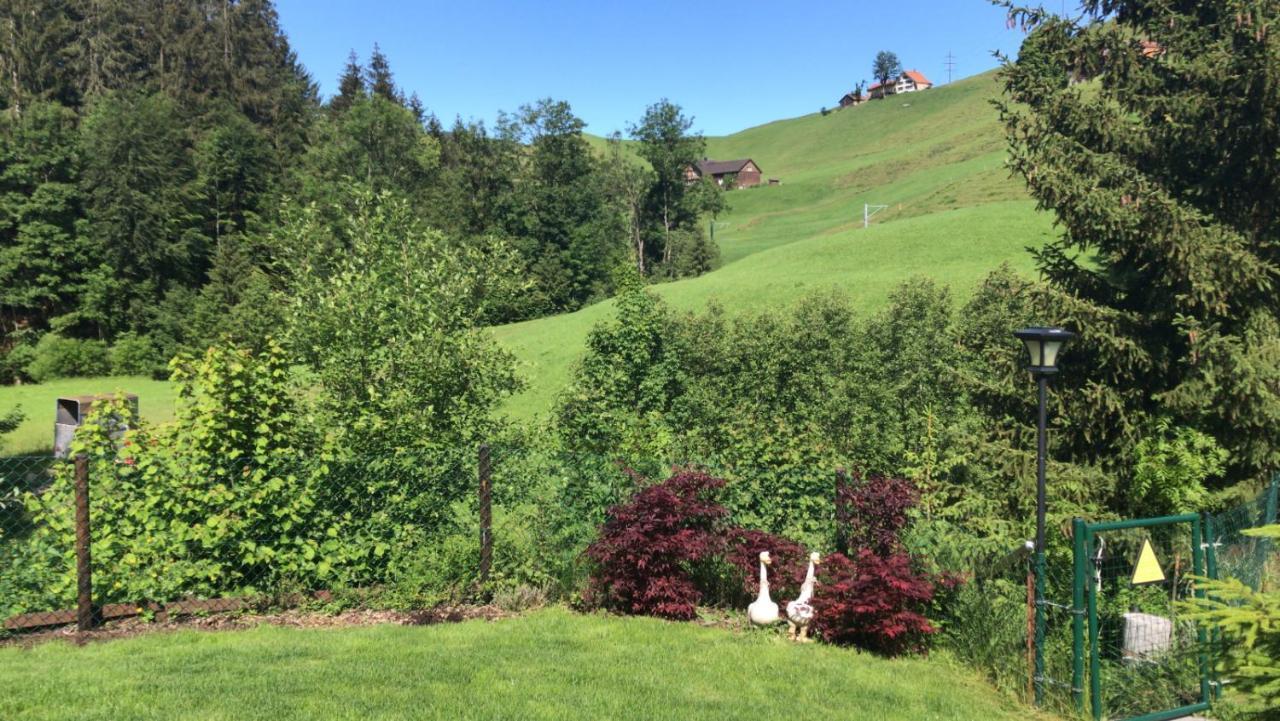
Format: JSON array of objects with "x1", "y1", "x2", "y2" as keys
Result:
[
  {"x1": 1066, "y1": 477, "x2": 1279, "y2": 721},
  {"x1": 1072, "y1": 514, "x2": 1210, "y2": 721}
]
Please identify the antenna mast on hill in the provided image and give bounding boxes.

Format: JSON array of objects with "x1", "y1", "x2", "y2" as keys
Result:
[{"x1": 945, "y1": 51, "x2": 956, "y2": 84}]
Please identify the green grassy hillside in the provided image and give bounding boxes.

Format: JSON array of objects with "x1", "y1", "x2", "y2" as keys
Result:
[
  {"x1": 497, "y1": 71, "x2": 1046, "y2": 420},
  {"x1": 0, "y1": 72, "x2": 1044, "y2": 444}
]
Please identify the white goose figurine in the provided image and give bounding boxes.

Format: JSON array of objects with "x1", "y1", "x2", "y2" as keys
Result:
[
  {"x1": 747, "y1": 551, "x2": 781, "y2": 626},
  {"x1": 786, "y1": 552, "x2": 820, "y2": 642}
]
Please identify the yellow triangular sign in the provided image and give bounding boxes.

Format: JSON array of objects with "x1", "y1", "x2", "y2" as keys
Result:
[{"x1": 1131, "y1": 539, "x2": 1166, "y2": 585}]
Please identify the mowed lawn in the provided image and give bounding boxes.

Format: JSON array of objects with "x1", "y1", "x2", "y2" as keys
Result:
[
  {"x1": 0, "y1": 376, "x2": 177, "y2": 455},
  {"x1": 0, "y1": 608, "x2": 1045, "y2": 721}
]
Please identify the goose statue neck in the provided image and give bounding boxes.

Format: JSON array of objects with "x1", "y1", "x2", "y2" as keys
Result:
[
  {"x1": 747, "y1": 551, "x2": 780, "y2": 626},
  {"x1": 787, "y1": 551, "x2": 821, "y2": 642}
]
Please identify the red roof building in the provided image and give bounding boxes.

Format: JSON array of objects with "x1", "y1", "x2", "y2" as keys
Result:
[{"x1": 868, "y1": 70, "x2": 934, "y2": 99}]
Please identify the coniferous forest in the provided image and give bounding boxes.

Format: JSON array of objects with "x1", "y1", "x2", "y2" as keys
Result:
[{"x1": 0, "y1": 0, "x2": 722, "y2": 382}]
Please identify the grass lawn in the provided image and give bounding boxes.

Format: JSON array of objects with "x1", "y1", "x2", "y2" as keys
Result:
[
  {"x1": 0, "y1": 608, "x2": 1046, "y2": 721},
  {"x1": 0, "y1": 376, "x2": 177, "y2": 456}
]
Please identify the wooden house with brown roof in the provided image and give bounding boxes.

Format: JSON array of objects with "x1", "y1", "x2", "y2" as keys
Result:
[{"x1": 684, "y1": 158, "x2": 763, "y2": 188}]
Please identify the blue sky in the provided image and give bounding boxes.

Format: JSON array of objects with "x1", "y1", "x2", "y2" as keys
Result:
[{"x1": 275, "y1": 0, "x2": 1049, "y2": 137}]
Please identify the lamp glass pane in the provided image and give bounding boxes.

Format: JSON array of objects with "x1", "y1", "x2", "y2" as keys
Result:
[
  {"x1": 1042, "y1": 339, "x2": 1064, "y2": 369},
  {"x1": 1021, "y1": 337, "x2": 1043, "y2": 367}
]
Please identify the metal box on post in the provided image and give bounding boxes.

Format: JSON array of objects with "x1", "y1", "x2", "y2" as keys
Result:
[{"x1": 53, "y1": 394, "x2": 138, "y2": 459}]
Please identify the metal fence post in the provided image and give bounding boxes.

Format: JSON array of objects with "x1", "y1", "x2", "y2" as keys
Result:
[
  {"x1": 1262, "y1": 474, "x2": 1279, "y2": 592},
  {"x1": 1203, "y1": 513, "x2": 1221, "y2": 701},
  {"x1": 1086, "y1": 525, "x2": 1102, "y2": 721},
  {"x1": 478, "y1": 443, "x2": 492, "y2": 586},
  {"x1": 1025, "y1": 556, "x2": 1035, "y2": 702},
  {"x1": 1192, "y1": 517, "x2": 1211, "y2": 707},
  {"x1": 1071, "y1": 517, "x2": 1086, "y2": 713},
  {"x1": 74, "y1": 455, "x2": 95, "y2": 632}
]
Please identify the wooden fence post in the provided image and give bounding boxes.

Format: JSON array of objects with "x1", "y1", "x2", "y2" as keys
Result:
[
  {"x1": 74, "y1": 455, "x2": 95, "y2": 632},
  {"x1": 478, "y1": 444, "x2": 492, "y2": 586}
]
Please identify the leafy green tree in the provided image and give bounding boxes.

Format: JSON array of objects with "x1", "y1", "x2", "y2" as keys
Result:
[
  {"x1": 996, "y1": 1, "x2": 1280, "y2": 478},
  {"x1": 297, "y1": 94, "x2": 440, "y2": 218},
  {"x1": 499, "y1": 98, "x2": 624, "y2": 318},
  {"x1": 430, "y1": 117, "x2": 521, "y2": 238},
  {"x1": 598, "y1": 132, "x2": 653, "y2": 274},
  {"x1": 872, "y1": 51, "x2": 901, "y2": 88},
  {"x1": 281, "y1": 189, "x2": 526, "y2": 456},
  {"x1": 1130, "y1": 419, "x2": 1227, "y2": 516},
  {"x1": 630, "y1": 99, "x2": 711, "y2": 273}
]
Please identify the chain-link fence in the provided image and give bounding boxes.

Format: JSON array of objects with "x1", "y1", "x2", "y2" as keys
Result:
[
  {"x1": 953, "y1": 477, "x2": 1280, "y2": 719},
  {"x1": 0, "y1": 445, "x2": 859, "y2": 636}
]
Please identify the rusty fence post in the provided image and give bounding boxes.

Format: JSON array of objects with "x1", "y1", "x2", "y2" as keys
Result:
[
  {"x1": 478, "y1": 443, "x2": 492, "y2": 586},
  {"x1": 74, "y1": 454, "x2": 95, "y2": 632}
]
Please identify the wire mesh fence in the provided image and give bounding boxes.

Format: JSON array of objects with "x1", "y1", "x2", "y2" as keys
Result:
[
  {"x1": 1082, "y1": 515, "x2": 1208, "y2": 721},
  {"x1": 0, "y1": 444, "x2": 852, "y2": 636}
]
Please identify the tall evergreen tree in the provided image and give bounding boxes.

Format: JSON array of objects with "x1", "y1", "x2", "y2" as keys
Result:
[
  {"x1": 997, "y1": 1, "x2": 1280, "y2": 478},
  {"x1": 0, "y1": 0, "x2": 82, "y2": 114},
  {"x1": 330, "y1": 50, "x2": 365, "y2": 113},
  {"x1": 366, "y1": 43, "x2": 399, "y2": 104},
  {"x1": 195, "y1": 106, "x2": 273, "y2": 242},
  {"x1": 0, "y1": 101, "x2": 92, "y2": 336},
  {"x1": 502, "y1": 99, "x2": 621, "y2": 316},
  {"x1": 79, "y1": 92, "x2": 205, "y2": 336}
]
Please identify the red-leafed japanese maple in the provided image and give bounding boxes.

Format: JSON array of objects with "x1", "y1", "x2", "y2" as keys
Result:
[
  {"x1": 723, "y1": 527, "x2": 808, "y2": 603},
  {"x1": 810, "y1": 549, "x2": 938, "y2": 655},
  {"x1": 818, "y1": 473, "x2": 952, "y2": 655},
  {"x1": 585, "y1": 469, "x2": 729, "y2": 620},
  {"x1": 836, "y1": 471, "x2": 918, "y2": 556}
]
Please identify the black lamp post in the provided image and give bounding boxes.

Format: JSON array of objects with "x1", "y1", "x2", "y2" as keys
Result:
[{"x1": 1013, "y1": 326, "x2": 1074, "y2": 706}]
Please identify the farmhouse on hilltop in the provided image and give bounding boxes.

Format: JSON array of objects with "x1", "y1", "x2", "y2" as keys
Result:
[
  {"x1": 684, "y1": 158, "x2": 763, "y2": 188},
  {"x1": 867, "y1": 70, "x2": 933, "y2": 99}
]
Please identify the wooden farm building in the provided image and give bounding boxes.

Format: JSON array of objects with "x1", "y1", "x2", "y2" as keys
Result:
[
  {"x1": 684, "y1": 158, "x2": 764, "y2": 188},
  {"x1": 838, "y1": 89, "x2": 866, "y2": 108}
]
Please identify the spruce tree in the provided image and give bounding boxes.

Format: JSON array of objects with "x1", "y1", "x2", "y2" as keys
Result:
[
  {"x1": 366, "y1": 43, "x2": 399, "y2": 104},
  {"x1": 997, "y1": 1, "x2": 1280, "y2": 478},
  {"x1": 330, "y1": 50, "x2": 365, "y2": 113},
  {"x1": 79, "y1": 92, "x2": 205, "y2": 335},
  {"x1": 0, "y1": 101, "x2": 92, "y2": 336}
]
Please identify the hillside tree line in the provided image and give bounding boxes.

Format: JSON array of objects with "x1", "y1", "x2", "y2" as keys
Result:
[{"x1": 0, "y1": 0, "x2": 722, "y2": 384}]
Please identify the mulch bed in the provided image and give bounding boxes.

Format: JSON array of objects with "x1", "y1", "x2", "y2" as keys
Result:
[{"x1": 0, "y1": 604, "x2": 513, "y2": 650}]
